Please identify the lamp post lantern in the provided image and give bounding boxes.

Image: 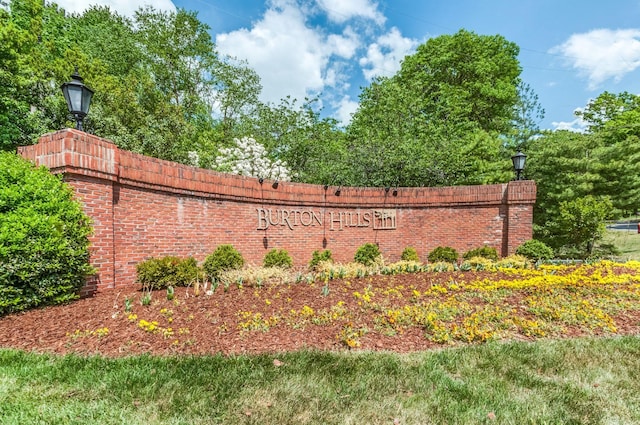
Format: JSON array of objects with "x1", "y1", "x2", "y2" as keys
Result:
[
  {"x1": 60, "y1": 68, "x2": 94, "y2": 131},
  {"x1": 511, "y1": 151, "x2": 526, "y2": 181}
]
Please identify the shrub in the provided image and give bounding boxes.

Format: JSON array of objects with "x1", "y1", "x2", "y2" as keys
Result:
[
  {"x1": 427, "y1": 246, "x2": 459, "y2": 264},
  {"x1": 463, "y1": 246, "x2": 499, "y2": 261},
  {"x1": 0, "y1": 152, "x2": 94, "y2": 315},
  {"x1": 401, "y1": 247, "x2": 420, "y2": 262},
  {"x1": 136, "y1": 256, "x2": 203, "y2": 290},
  {"x1": 203, "y1": 244, "x2": 244, "y2": 280},
  {"x1": 309, "y1": 249, "x2": 333, "y2": 270},
  {"x1": 516, "y1": 239, "x2": 554, "y2": 261},
  {"x1": 263, "y1": 248, "x2": 293, "y2": 269},
  {"x1": 354, "y1": 243, "x2": 381, "y2": 266}
]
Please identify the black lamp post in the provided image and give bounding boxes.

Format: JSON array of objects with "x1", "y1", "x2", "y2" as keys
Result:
[
  {"x1": 60, "y1": 68, "x2": 94, "y2": 131},
  {"x1": 511, "y1": 151, "x2": 526, "y2": 181}
]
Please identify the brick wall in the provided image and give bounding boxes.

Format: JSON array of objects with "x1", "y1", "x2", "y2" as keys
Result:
[{"x1": 19, "y1": 129, "x2": 536, "y2": 295}]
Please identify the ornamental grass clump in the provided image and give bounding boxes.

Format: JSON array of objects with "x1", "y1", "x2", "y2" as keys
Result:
[
  {"x1": 218, "y1": 265, "x2": 295, "y2": 288},
  {"x1": 0, "y1": 152, "x2": 94, "y2": 315}
]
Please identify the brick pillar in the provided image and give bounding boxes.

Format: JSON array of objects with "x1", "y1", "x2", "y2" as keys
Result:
[
  {"x1": 504, "y1": 181, "x2": 537, "y2": 255},
  {"x1": 18, "y1": 129, "x2": 119, "y2": 294}
]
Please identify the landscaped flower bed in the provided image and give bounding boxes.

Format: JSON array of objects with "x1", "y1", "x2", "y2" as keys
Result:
[{"x1": 1, "y1": 260, "x2": 639, "y2": 357}]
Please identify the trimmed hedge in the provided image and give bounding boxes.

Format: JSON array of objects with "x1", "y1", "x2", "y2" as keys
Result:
[
  {"x1": 136, "y1": 256, "x2": 203, "y2": 290},
  {"x1": 401, "y1": 247, "x2": 420, "y2": 262},
  {"x1": 203, "y1": 244, "x2": 244, "y2": 281},
  {"x1": 354, "y1": 243, "x2": 381, "y2": 266},
  {"x1": 309, "y1": 249, "x2": 333, "y2": 270},
  {"x1": 263, "y1": 248, "x2": 293, "y2": 269},
  {"x1": 516, "y1": 239, "x2": 554, "y2": 261},
  {"x1": 427, "y1": 246, "x2": 458, "y2": 264},
  {"x1": 463, "y1": 246, "x2": 499, "y2": 261},
  {"x1": 0, "y1": 152, "x2": 94, "y2": 315}
]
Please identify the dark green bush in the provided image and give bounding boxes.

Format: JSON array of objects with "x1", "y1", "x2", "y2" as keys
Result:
[
  {"x1": 136, "y1": 256, "x2": 203, "y2": 290},
  {"x1": 309, "y1": 249, "x2": 333, "y2": 270},
  {"x1": 0, "y1": 152, "x2": 94, "y2": 315},
  {"x1": 463, "y1": 246, "x2": 499, "y2": 261},
  {"x1": 354, "y1": 243, "x2": 381, "y2": 266},
  {"x1": 203, "y1": 244, "x2": 244, "y2": 280},
  {"x1": 516, "y1": 239, "x2": 554, "y2": 261},
  {"x1": 263, "y1": 248, "x2": 293, "y2": 269},
  {"x1": 427, "y1": 246, "x2": 459, "y2": 264},
  {"x1": 401, "y1": 247, "x2": 420, "y2": 262}
]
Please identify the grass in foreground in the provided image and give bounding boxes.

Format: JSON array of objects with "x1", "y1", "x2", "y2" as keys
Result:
[{"x1": 2, "y1": 336, "x2": 640, "y2": 424}]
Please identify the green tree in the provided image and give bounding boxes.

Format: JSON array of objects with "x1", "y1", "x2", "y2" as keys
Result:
[
  {"x1": 527, "y1": 130, "x2": 601, "y2": 232},
  {"x1": 508, "y1": 81, "x2": 545, "y2": 151},
  {"x1": 346, "y1": 29, "x2": 522, "y2": 187},
  {"x1": 553, "y1": 195, "x2": 613, "y2": 257}
]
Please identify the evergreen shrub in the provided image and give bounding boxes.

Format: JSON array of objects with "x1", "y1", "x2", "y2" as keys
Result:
[
  {"x1": 263, "y1": 248, "x2": 293, "y2": 269},
  {"x1": 516, "y1": 239, "x2": 554, "y2": 261},
  {"x1": 401, "y1": 247, "x2": 420, "y2": 262},
  {"x1": 463, "y1": 246, "x2": 499, "y2": 261},
  {"x1": 427, "y1": 246, "x2": 459, "y2": 264},
  {"x1": 203, "y1": 244, "x2": 244, "y2": 280},
  {"x1": 136, "y1": 256, "x2": 202, "y2": 290},
  {"x1": 354, "y1": 243, "x2": 381, "y2": 266},
  {"x1": 309, "y1": 249, "x2": 333, "y2": 270},
  {"x1": 0, "y1": 152, "x2": 94, "y2": 315}
]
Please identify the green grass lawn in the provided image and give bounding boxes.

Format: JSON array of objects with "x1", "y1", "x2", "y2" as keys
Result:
[
  {"x1": 604, "y1": 228, "x2": 640, "y2": 261},
  {"x1": 2, "y1": 336, "x2": 640, "y2": 424}
]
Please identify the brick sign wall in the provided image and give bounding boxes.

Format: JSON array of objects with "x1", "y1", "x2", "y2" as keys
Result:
[{"x1": 19, "y1": 129, "x2": 536, "y2": 295}]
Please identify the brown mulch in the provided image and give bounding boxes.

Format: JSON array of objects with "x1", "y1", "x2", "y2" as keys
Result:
[{"x1": 1, "y1": 271, "x2": 639, "y2": 357}]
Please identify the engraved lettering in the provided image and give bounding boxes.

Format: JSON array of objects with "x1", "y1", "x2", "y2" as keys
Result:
[
  {"x1": 281, "y1": 209, "x2": 293, "y2": 230},
  {"x1": 257, "y1": 208, "x2": 268, "y2": 230}
]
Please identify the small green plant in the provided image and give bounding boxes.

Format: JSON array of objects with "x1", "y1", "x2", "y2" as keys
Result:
[
  {"x1": 203, "y1": 245, "x2": 244, "y2": 281},
  {"x1": 516, "y1": 239, "x2": 554, "y2": 261},
  {"x1": 463, "y1": 246, "x2": 499, "y2": 261},
  {"x1": 263, "y1": 249, "x2": 293, "y2": 269},
  {"x1": 401, "y1": 247, "x2": 420, "y2": 262},
  {"x1": 136, "y1": 256, "x2": 203, "y2": 290},
  {"x1": 124, "y1": 297, "x2": 133, "y2": 313},
  {"x1": 354, "y1": 243, "x2": 381, "y2": 266},
  {"x1": 309, "y1": 249, "x2": 333, "y2": 270},
  {"x1": 141, "y1": 293, "x2": 152, "y2": 306},
  {"x1": 427, "y1": 246, "x2": 459, "y2": 264},
  {"x1": 166, "y1": 286, "x2": 175, "y2": 301}
]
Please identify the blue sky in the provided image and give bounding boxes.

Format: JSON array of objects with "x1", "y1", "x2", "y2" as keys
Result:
[{"x1": 56, "y1": 0, "x2": 640, "y2": 131}]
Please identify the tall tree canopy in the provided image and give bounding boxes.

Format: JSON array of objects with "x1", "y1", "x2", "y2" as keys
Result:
[{"x1": 345, "y1": 30, "x2": 522, "y2": 187}]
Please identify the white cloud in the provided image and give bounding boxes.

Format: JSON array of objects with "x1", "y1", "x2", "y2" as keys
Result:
[
  {"x1": 359, "y1": 27, "x2": 417, "y2": 80},
  {"x1": 52, "y1": 0, "x2": 175, "y2": 17},
  {"x1": 550, "y1": 28, "x2": 640, "y2": 90},
  {"x1": 552, "y1": 111, "x2": 588, "y2": 132},
  {"x1": 315, "y1": 0, "x2": 385, "y2": 25},
  {"x1": 216, "y1": 0, "x2": 363, "y2": 105}
]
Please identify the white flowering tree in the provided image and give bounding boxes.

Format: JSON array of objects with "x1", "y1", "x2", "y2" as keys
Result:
[{"x1": 213, "y1": 136, "x2": 292, "y2": 181}]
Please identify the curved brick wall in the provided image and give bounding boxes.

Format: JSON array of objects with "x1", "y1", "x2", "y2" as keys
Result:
[{"x1": 19, "y1": 129, "x2": 536, "y2": 295}]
